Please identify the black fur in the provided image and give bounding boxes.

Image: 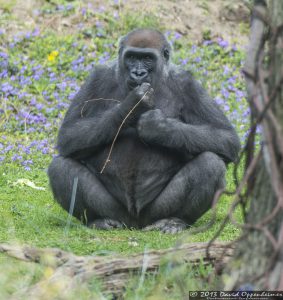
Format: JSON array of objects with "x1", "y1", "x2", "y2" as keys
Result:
[{"x1": 48, "y1": 29, "x2": 240, "y2": 233}]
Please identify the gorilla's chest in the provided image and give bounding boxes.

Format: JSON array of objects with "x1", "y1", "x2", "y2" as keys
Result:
[
  {"x1": 154, "y1": 92, "x2": 182, "y2": 118},
  {"x1": 84, "y1": 90, "x2": 184, "y2": 214},
  {"x1": 86, "y1": 130, "x2": 182, "y2": 215}
]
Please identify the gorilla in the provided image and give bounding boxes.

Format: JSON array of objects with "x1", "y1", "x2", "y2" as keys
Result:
[{"x1": 48, "y1": 29, "x2": 240, "y2": 234}]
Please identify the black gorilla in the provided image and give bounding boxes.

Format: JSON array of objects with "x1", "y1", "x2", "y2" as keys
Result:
[{"x1": 48, "y1": 29, "x2": 240, "y2": 233}]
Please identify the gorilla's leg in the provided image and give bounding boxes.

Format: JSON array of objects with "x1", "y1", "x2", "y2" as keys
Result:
[
  {"x1": 48, "y1": 156, "x2": 133, "y2": 229},
  {"x1": 142, "y1": 152, "x2": 226, "y2": 233}
]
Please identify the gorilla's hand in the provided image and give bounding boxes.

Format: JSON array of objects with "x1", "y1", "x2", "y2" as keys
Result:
[
  {"x1": 137, "y1": 109, "x2": 169, "y2": 143},
  {"x1": 134, "y1": 83, "x2": 154, "y2": 110}
]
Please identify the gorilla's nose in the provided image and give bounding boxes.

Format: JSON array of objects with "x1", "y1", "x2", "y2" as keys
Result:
[{"x1": 130, "y1": 69, "x2": 148, "y2": 82}]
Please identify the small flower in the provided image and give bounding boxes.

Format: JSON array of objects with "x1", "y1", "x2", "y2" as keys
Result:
[
  {"x1": 81, "y1": 7, "x2": 87, "y2": 16},
  {"x1": 113, "y1": 11, "x2": 119, "y2": 19},
  {"x1": 203, "y1": 40, "x2": 213, "y2": 46},
  {"x1": 180, "y1": 58, "x2": 188, "y2": 65},
  {"x1": 190, "y1": 45, "x2": 197, "y2": 54},
  {"x1": 194, "y1": 57, "x2": 201, "y2": 63},
  {"x1": 96, "y1": 21, "x2": 102, "y2": 28},
  {"x1": 47, "y1": 50, "x2": 59, "y2": 62},
  {"x1": 223, "y1": 65, "x2": 230, "y2": 75},
  {"x1": 12, "y1": 154, "x2": 23, "y2": 161},
  {"x1": 217, "y1": 38, "x2": 228, "y2": 48},
  {"x1": 66, "y1": 4, "x2": 73, "y2": 11},
  {"x1": 174, "y1": 32, "x2": 182, "y2": 40},
  {"x1": 42, "y1": 147, "x2": 49, "y2": 154}
]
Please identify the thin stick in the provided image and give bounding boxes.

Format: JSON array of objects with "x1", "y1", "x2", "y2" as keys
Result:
[{"x1": 100, "y1": 91, "x2": 149, "y2": 173}]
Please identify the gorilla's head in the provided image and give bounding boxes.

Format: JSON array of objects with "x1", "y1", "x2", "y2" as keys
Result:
[{"x1": 118, "y1": 29, "x2": 172, "y2": 91}]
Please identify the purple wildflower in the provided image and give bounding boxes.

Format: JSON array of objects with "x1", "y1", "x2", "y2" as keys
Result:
[
  {"x1": 203, "y1": 40, "x2": 213, "y2": 46},
  {"x1": 12, "y1": 154, "x2": 23, "y2": 161},
  {"x1": 217, "y1": 38, "x2": 228, "y2": 48},
  {"x1": 174, "y1": 32, "x2": 182, "y2": 40},
  {"x1": 81, "y1": 7, "x2": 87, "y2": 16}
]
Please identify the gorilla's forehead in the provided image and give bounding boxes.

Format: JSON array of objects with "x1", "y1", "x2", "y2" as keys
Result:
[{"x1": 126, "y1": 31, "x2": 164, "y2": 49}]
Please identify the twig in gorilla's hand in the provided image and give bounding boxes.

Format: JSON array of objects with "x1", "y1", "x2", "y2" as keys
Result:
[
  {"x1": 80, "y1": 98, "x2": 121, "y2": 118},
  {"x1": 100, "y1": 91, "x2": 149, "y2": 174}
]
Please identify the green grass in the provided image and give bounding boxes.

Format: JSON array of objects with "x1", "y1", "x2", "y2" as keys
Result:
[{"x1": 0, "y1": 164, "x2": 242, "y2": 255}]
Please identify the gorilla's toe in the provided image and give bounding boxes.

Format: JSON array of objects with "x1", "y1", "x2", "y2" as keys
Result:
[
  {"x1": 89, "y1": 218, "x2": 124, "y2": 230},
  {"x1": 143, "y1": 218, "x2": 187, "y2": 234}
]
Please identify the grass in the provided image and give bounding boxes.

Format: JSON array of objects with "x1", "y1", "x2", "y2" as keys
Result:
[
  {"x1": 0, "y1": 164, "x2": 242, "y2": 256},
  {"x1": 0, "y1": 0, "x2": 249, "y2": 298}
]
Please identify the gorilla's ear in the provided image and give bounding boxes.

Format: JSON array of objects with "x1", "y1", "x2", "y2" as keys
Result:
[
  {"x1": 118, "y1": 35, "x2": 126, "y2": 55},
  {"x1": 163, "y1": 48, "x2": 170, "y2": 61}
]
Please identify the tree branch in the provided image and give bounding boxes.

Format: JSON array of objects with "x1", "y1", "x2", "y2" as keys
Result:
[{"x1": 0, "y1": 242, "x2": 234, "y2": 297}]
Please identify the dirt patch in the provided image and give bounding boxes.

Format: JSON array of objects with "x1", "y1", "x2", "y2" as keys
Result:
[
  {"x1": 1, "y1": 0, "x2": 250, "y2": 46},
  {"x1": 120, "y1": 0, "x2": 249, "y2": 45}
]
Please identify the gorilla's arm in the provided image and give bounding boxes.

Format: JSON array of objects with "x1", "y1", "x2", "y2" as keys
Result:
[
  {"x1": 57, "y1": 69, "x2": 152, "y2": 158},
  {"x1": 137, "y1": 75, "x2": 241, "y2": 163}
]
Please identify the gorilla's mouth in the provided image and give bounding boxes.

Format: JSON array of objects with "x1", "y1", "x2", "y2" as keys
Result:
[{"x1": 127, "y1": 79, "x2": 149, "y2": 90}]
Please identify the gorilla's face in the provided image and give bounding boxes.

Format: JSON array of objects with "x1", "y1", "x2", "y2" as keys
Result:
[{"x1": 120, "y1": 47, "x2": 168, "y2": 91}]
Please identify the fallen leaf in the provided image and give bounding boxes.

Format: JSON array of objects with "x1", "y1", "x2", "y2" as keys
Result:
[{"x1": 13, "y1": 179, "x2": 46, "y2": 191}]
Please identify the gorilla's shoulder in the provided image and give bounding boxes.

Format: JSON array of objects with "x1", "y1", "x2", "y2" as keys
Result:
[
  {"x1": 71, "y1": 61, "x2": 118, "y2": 104},
  {"x1": 169, "y1": 65, "x2": 197, "y2": 88},
  {"x1": 86, "y1": 60, "x2": 117, "y2": 83},
  {"x1": 168, "y1": 65, "x2": 209, "y2": 106}
]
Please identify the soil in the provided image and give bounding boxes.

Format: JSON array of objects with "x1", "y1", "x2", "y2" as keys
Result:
[
  {"x1": 120, "y1": 0, "x2": 250, "y2": 45},
  {"x1": 1, "y1": 0, "x2": 250, "y2": 46}
]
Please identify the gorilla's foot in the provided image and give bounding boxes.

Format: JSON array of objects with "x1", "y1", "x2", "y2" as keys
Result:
[
  {"x1": 88, "y1": 218, "x2": 125, "y2": 230},
  {"x1": 143, "y1": 218, "x2": 187, "y2": 234}
]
